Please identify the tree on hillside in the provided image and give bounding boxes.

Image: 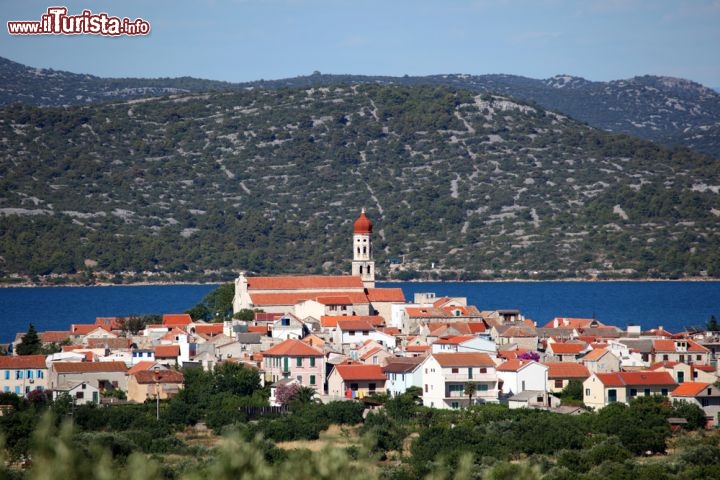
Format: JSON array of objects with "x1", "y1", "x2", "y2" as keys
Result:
[{"x1": 16, "y1": 323, "x2": 42, "y2": 355}]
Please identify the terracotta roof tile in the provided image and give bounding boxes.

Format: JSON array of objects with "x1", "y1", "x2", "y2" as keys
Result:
[
  {"x1": 194, "y1": 324, "x2": 224, "y2": 335},
  {"x1": 406, "y1": 307, "x2": 447, "y2": 317},
  {"x1": 366, "y1": 288, "x2": 405, "y2": 303},
  {"x1": 53, "y1": 361, "x2": 127, "y2": 373},
  {"x1": 154, "y1": 345, "x2": 180, "y2": 358},
  {"x1": 247, "y1": 275, "x2": 364, "y2": 290},
  {"x1": 127, "y1": 361, "x2": 158, "y2": 375},
  {"x1": 133, "y1": 369, "x2": 185, "y2": 384},
  {"x1": 334, "y1": 363, "x2": 386, "y2": 381},
  {"x1": 543, "y1": 362, "x2": 590, "y2": 379},
  {"x1": 432, "y1": 352, "x2": 495, "y2": 368},
  {"x1": 547, "y1": 343, "x2": 587, "y2": 355},
  {"x1": 250, "y1": 291, "x2": 369, "y2": 306},
  {"x1": 71, "y1": 324, "x2": 106, "y2": 335},
  {"x1": 0, "y1": 355, "x2": 47, "y2": 369},
  {"x1": 162, "y1": 314, "x2": 192, "y2": 326},
  {"x1": 434, "y1": 335, "x2": 476, "y2": 345},
  {"x1": 87, "y1": 338, "x2": 132, "y2": 349},
  {"x1": 263, "y1": 339, "x2": 324, "y2": 357},
  {"x1": 595, "y1": 371, "x2": 676, "y2": 387},
  {"x1": 671, "y1": 382, "x2": 712, "y2": 397},
  {"x1": 497, "y1": 359, "x2": 537, "y2": 372},
  {"x1": 580, "y1": 348, "x2": 610, "y2": 361},
  {"x1": 40, "y1": 331, "x2": 71, "y2": 343},
  {"x1": 337, "y1": 319, "x2": 375, "y2": 331}
]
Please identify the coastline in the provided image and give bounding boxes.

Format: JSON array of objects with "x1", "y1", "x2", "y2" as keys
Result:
[{"x1": 2, "y1": 276, "x2": 719, "y2": 288}]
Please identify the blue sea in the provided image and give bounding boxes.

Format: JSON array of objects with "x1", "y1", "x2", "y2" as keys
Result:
[{"x1": 0, "y1": 281, "x2": 718, "y2": 343}]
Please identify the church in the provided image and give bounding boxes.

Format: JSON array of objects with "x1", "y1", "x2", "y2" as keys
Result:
[{"x1": 232, "y1": 209, "x2": 405, "y2": 322}]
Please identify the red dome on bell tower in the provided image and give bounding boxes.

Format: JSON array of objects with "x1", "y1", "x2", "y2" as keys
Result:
[{"x1": 353, "y1": 208, "x2": 373, "y2": 234}]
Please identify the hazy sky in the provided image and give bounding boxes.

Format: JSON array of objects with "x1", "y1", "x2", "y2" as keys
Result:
[{"x1": 3, "y1": 0, "x2": 720, "y2": 87}]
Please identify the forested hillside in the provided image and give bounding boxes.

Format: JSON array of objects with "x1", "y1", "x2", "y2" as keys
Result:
[
  {"x1": 3, "y1": 56, "x2": 720, "y2": 158},
  {"x1": 0, "y1": 84, "x2": 718, "y2": 283}
]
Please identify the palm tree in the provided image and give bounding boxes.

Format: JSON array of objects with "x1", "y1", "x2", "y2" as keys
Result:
[
  {"x1": 291, "y1": 386, "x2": 320, "y2": 406},
  {"x1": 464, "y1": 382, "x2": 476, "y2": 408}
]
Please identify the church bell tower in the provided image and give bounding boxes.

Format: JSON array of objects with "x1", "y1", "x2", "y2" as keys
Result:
[{"x1": 351, "y1": 208, "x2": 375, "y2": 288}]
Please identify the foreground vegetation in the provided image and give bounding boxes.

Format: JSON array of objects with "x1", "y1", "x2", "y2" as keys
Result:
[{"x1": 1, "y1": 362, "x2": 719, "y2": 479}]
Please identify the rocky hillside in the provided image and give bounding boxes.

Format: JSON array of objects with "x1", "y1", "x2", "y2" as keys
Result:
[
  {"x1": 3, "y1": 57, "x2": 719, "y2": 158},
  {"x1": 1, "y1": 85, "x2": 718, "y2": 283}
]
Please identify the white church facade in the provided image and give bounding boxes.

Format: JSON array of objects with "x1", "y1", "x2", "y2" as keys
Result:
[{"x1": 232, "y1": 209, "x2": 404, "y2": 320}]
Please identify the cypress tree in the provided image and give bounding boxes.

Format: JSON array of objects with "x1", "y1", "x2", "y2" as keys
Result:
[{"x1": 16, "y1": 323, "x2": 42, "y2": 355}]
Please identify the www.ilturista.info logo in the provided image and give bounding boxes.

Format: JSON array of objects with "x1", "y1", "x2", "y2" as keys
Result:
[{"x1": 7, "y1": 7, "x2": 150, "y2": 36}]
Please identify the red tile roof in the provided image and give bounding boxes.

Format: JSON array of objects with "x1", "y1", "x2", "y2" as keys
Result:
[
  {"x1": 543, "y1": 362, "x2": 590, "y2": 379},
  {"x1": 581, "y1": 348, "x2": 610, "y2": 362},
  {"x1": 87, "y1": 338, "x2": 132, "y2": 349},
  {"x1": 154, "y1": 345, "x2": 180, "y2": 358},
  {"x1": 432, "y1": 352, "x2": 495, "y2": 368},
  {"x1": 427, "y1": 322, "x2": 473, "y2": 335},
  {"x1": 71, "y1": 324, "x2": 105, "y2": 335},
  {"x1": 337, "y1": 319, "x2": 375, "y2": 331},
  {"x1": 652, "y1": 339, "x2": 709, "y2": 353},
  {"x1": 133, "y1": 369, "x2": 185, "y2": 384},
  {"x1": 366, "y1": 288, "x2": 405, "y2": 303},
  {"x1": 127, "y1": 361, "x2": 157, "y2": 375},
  {"x1": 248, "y1": 325, "x2": 270, "y2": 334},
  {"x1": 162, "y1": 314, "x2": 192, "y2": 326},
  {"x1": 497, "y1": 359, "x2": 536, "y2": 372},
  {"x1": 434, "y1": 335, "x2": 476, "y2": 345},
  {"x1": 0, "y1": 355, "x2": 47, "y2": 369},
  {"x1": 334, "y1": 363, "x2": 386, "y2": 381},
  {"x1": 53, "y1": 361, "x2": 127, "y2": 373},
  {"x1": 247, "y1": 275, "x2": 364, "y2": 290},
  {"x1": 40, "y1": 331, "x2": 71, "y2": 343},
  {"x1": 263, "y1": 339, "x2": 323, "y2": 357},
  {"x1": 671, "y1": 382, "x2": 712, "y2": 397},
  {"x1": 499, "y1": 326, "x2": 537, "y2": 338},
  {"x1": 468, "y1": 322, "x2": 487, "y2": 334},
  {"x1": 595, "y1": 371, "x2": 676, "y2": 387},
  {"x1": 406, "y1": 307, "x2": 446, "y2": 317},
  {"x1": 404, "y1": 345, "x2": 431, "y2": 353},
  {"x1": 194, "y1": 324, "x2": 224, "y2": 335},
  {"x1": 378, "y1": 327, "x2": 400, "y2": 336},
  {"x1": 547, "y1": 343, "x2": 586, "y2": 355},
  {"x1": 95, "y1": 317, "x2": 124, "y2": 329},
  {"x1": 250, "y1": 291, "x2": 369, "y2": 306},
  {"x1": 254, "y1": 312, "x2": 282, "y2": 322}
]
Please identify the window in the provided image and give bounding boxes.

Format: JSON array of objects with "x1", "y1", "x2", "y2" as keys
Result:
[
  {"x1": 697, "y1": 355, "x2": 702, "y2": 361},
  {"x1": 629, "y1": 388, "x2": 637, "y2": 397},
  {"x1": 3, "y1": 371, "x2": 8, "y2": 380},
  {"x1": 350, "y1": 383, "x2": 359, "y2": 391},
  {"x1": 349, "y1": 331, "x2": 355, "y2": 336},
  {"x1": 424, "y1": 384, "x2": 428, "y2": 393},
  {"x1": 451, "y1": 368, "x2": 459, "y2": 374},
  {"x1": 451, "y1": 401, "x2": 459, "y2": 409},
  {"x1": 478, "y1": 384, "x2": 489, "y2": 391},
  {"x1": 554, "y1": 379, "x2": 564, "y2": 389},
  {"x1": 310, "y1": 357, "x2": 316, "y2": 367},
  {"x1": 369, "y1": 383, "x2": 376, "y2": 392},
  {"x1": 585, "y1": 388, "x2": 590, "y2": 396},
  {"x1": 661, "y1": 388, "x2": 669, "y2": 396},
  {"x1": 479, "y1": 368, "x2": 487, "y2": 374},
  {"x1": 363, "y1": 331, "x2": 368, "y2": 336},
  {"x1": 701, "y1": 398, "x2": 709, "y2": 407},
  {"x1": 76, "y1": 392, "x2": 84, "y2": 399},
  {"x1": 644, "y1": 389, "x2": 651, "y2": 396},
  {"x1": 37, "y1": 370, "x2": 43, "y2": 379},
  {"x1": 15, "y1": 371, "x2": 23, "y2": 380},
  {"x1": 27, "y1": 370, "x2": 33, "y2": 379},
  {"x1": 25, "y1": 386, "x2": 30, "y2": 394},
  {"x1": 15, "y1": 387, "x2": 20, "y2": 395},
  {"x1": 296, "y1": 357, "x2": 302, "y2": 367},
  {"x1": 468, "y1": 368, "x2": 473, "y2": 379},
  {"x1": 310, "y1": 375, "x2": 316, "y2": 385},
  {"x1": 662, "y1": 354, "x2": 669, "y2": 361}
]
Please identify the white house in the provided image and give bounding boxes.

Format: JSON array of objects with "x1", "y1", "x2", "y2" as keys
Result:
[
  {"x1": 383, "y1": 357, "x2": 424, "y2": 397},
  {"x1": 419, "y1": 352, "x2": 499, "y2": 409},
  {"x1": 496, "y1": 359, "x2": 548, "y2": 397}
]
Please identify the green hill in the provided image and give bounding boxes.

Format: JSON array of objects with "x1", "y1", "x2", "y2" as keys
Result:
[{"x1": 0, "y1": 85, "x2": 718, "y2": 283}]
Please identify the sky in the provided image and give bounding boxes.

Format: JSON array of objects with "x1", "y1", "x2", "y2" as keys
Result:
[{"x1": 3, "y1": 0, "x2": 720, "y2": 88}]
